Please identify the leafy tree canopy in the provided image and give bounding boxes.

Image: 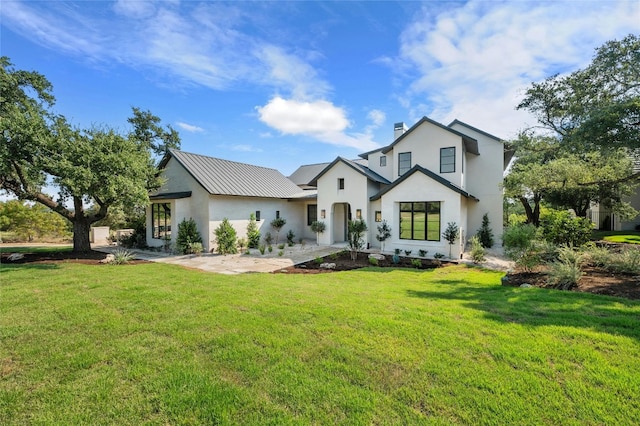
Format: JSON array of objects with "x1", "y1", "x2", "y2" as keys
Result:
[{"x1": 0, "y1": 57, "x2": 179, "y2": 252}]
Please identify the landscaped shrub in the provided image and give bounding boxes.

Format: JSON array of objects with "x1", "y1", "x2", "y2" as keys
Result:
[
  {"x1": 329, "y1": 252, "x2": 338, "y2": 261},
  {"x1": 411, "y1": 259, "x2": 422, "y2": 268},
  {"x1": 110, "y1": 249, "x2": 136, "y2": 265},
  {"x1": 609, "y1": 248, "x2": 640, "y2": 274},
  {"x1": 347, "y1": 219, "x2": 368, "y2": 261},
  {"x1": 394, "y1": 248, "x2": 401, "y2": 255},
  {"x1": 176, "y1": 218, "x2": 203, "y2": 255},
  {"x1": 278, "y1": 243, "x2": 285, "y2": 250},
  {"x1": 270, "y1": 217, "x2": 286, "y2": 244},
  {"x1": 214, "y1": 218, "x2": 237, "y2": 254},
  {"x1": 539, "y1": 209, "x2": 593, "y2": 247},
  {"x1": 547, "y1": 259, "x2": 584, "y2": 290},
  {"x1": 259, "y1": 244, "x2": 266, "y2": 255},
  {"x1": 502, "y1": 223, "x2": 540, "y2": 271},
  {"x1": 268, "y1": 245, "x2": 273, "y2": 253},
  {"x1": 263, "y1": 232, "x2": 273, "y2": 246},
  {"x1": 469, "y1": 235, "x2": 485, "y2": 264},
  {"x1": 237, "y1": 237, "x2": 247, "y2": 253},
  {"x1": 583, "y1": 244, "x2": 613, "y2": 267},
  {"x1": 246, "y1": 214, "x2": 261, "y2": 248},
  {"x1": 286, "y1": 230, "x2": 295, "y2": 246},
  {"x1": 314, "y1": 256, "x2": 323, "y2": 264},
  {"x1": 278, "y1": 250, "x2": 284, "y2": 257},
  {"x1": 404, "y1": 250, "x2": 412, "y2": 256},
  {"x1": 418, "y1": 249, "x2": 428, "y2": 257},
  {"x1": 189, "y1": 242, "x2": 203, "y2": 255},
  {"x1": 442, "y1": 222, "x2": 459, "y2": 258},
  {"x1": 369, "y1": 257, "x2": 379, "y2": 266},
  {"x1": 376, "y1": 220, "x2": 392, "y2": 252},
  {"x1": 310, "y1": 221, "x2": 326, "y2": 244},
  {"x1": 476, "y1": 213, "x2": 494, "y2": 248}
]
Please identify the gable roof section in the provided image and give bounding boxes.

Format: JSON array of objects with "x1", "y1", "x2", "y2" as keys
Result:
[
  {"x1": 381, "y1": 116, "x2": 480, "y2": 156},
  {"x1": 162, "y1": 149, "x2": 303, "y2": 198},
  {"x1": 370, "y1": 165, "x2": 479, "y2": 201},
  {"x1": 289, "y1": 159, "x2": 369, "y2": 187},
  {"x1": 448, "y1": 119, "x2": 514, "y2": 169},
  {"x1": 309, "y1": 156, "x2": 391, "y2": 186}
]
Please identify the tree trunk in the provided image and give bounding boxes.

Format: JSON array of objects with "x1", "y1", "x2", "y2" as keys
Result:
[{"x1": 72, "y1": 218, "x2": 93, "y2": 252}]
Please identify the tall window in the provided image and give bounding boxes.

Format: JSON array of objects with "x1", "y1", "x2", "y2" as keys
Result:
[
  {"x1": 375, "y1": 211, "x2": 382, "y2": 222},
  {"x1": 380, "y1": 156, "x2": 387, "y2": 167},
  {"x1": 398, "y1": 152, "x2": 411, "y2": 175},
  {"x1": 256, "y1": 210, "x2": 261, "y2": 221},
  {"x1": 399, "y1": 201, "x2": 440, "y2": 241},
  {"x1": 440, "y1": 147, "x2": 455, "y2": 173},
  {"x1": 152, "y1": 203, "x2": 171, "y2": 239},
  {"x1": 307, "y1": 204, "x2": 317, "y2": 225},
  {"x1": 338, "y1": 178, "x2": 345, "y2": 190}
]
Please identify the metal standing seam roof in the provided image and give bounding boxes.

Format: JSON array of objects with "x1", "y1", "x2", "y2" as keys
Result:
[
  {"x1": 289, "y1": 158, "x2": 369, "y2": 187},
  {"x1": 308, "y1": 156, "x2": 391, "y2": 186},
  {"x1": 167, "y1": 149, "x2": 304, "y2": 198}
]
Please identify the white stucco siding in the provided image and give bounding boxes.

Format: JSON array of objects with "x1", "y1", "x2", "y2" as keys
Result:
[
  {"x1": 389, "y1": 124, "x2": 464, "y2": 187},
  {"x1": 208, "y1": 195, "x2": 307, "y2": 249},
  {"x1": 368, "y1": 199, "x2": 383, "y2": 248},
  {"x1": 367, "y1": 151, "x2": 394, "y2": 182},
  {"x1": 456, "y1": 129, "x2": 505, "y2": 243},
  {"x1": 316, "y1": 162, "x2": 370, "y2": 245},
  {"x1": 146, "y1": 158, "x2": 210, "y2": 249},
  {"x1": 379, "y1": 172, "x2": 466, "y2": 259}
]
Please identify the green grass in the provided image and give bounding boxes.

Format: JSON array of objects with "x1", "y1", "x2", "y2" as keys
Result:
[
  {"x1": 1, "y1": 263, "x2": 639, "y2": 424},
  {"x1": 0, "y1": 245, "x2": 73, "y2": 254},
  {"x1": 592, "y1": 230, "x2": 640, "y2": 244}
]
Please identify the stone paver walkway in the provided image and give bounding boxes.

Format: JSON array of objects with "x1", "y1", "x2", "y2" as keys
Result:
[{"x1": 94, "y1": 243, "x2": 343, "y2": 275}]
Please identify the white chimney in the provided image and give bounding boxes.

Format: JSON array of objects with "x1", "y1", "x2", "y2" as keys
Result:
[{"x1": 394, "y1": 122, "x2": 408, "y2": 140}]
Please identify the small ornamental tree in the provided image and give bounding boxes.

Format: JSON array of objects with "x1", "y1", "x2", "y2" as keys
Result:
[
  {"x1": 214, "y1": 218, "x2": 237, "y2": 254},
  {"x1": 270, "y1": 217, "x2": 286, "y2": 244},
  {"x1": 246, "y1": 213, "x2": 260, "y2": 248},
  {"x1": 476, "y1": 213, "x2": 494, "y2": 248},
  {"x1": 176, "y1": 218, "x2": 203, "y2": 254},
  {"x1": 376, "y1": 220, "x2": 392, "y2": 252},
  {"x1": 347, "y1": 219, "x2": 368, "y2": 261},
  {"x1": 442, "y1": 221, "x2": 459, "y2": 259},
  {"x1": 310, "y1": 220, "x2": 326, "y2": 245}
]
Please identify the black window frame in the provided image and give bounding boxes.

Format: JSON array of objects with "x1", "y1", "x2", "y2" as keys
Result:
[
  {"x1": 440, "y1": 147, "x2": 455, "y2": 173},
  {"x1": 307, "y1": 204, "x2": 317, "y2": 226},
  {"x1": 152, "y1": 202, "x2": 171, "y2": 239},
  {"x1": 338, "y1": 178, "x2": 345, "y2": 190},
  {"x1": 256, "y1": 210, "x2": 261, "y2": 221},
  {"x1": 380, "y1": 156, "x2": 387, "y2": 167},
  {"x1": 375, "y1": 211, "x2": 382, "y2": 222},
  {"x1": 399, "y1": 201, "x2": 441, "y2": 241},
  {"x1": 398, "y1": 152, "x2": 411, "y2": 176}
]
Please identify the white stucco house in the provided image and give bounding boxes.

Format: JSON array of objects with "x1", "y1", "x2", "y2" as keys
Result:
[{"x1": 147, "y1": 117, "x2": 511, "y2": 258}]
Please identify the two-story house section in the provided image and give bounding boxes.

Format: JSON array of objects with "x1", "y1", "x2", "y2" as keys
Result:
[{"x1": 312, "y1": 116, "x2": 508, "y2": 259}]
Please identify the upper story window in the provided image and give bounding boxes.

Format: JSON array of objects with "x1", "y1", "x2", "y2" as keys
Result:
[
  {"x1": 380, "y1": 156, "x2": 387, "y2": 167},
  {"x1": 398, "y1": 152, "x2": 411, "y2": 176},
  {"x1": 440, "y1": 147, "x2": 455, "y2": 173},
  {"x1": 338, "y1": 178, "x2": 345, "y2": 190}
]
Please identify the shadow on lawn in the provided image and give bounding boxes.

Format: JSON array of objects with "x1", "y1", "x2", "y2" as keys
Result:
[
  {"x1": 407, "y1": 279, "x2": 640, "y2": 341},
  {"x1": 0, "y1": 263, "x2": 61, "y2": 273}
]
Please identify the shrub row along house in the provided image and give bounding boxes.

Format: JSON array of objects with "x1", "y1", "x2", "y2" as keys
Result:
[{"x1": 146, "y1": 117, "x2": 512, "y2": 258}]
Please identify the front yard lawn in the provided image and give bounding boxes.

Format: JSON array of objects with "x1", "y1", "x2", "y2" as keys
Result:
[{"x1": 1, "y1": 263, "x2": 638, "y2": 424}]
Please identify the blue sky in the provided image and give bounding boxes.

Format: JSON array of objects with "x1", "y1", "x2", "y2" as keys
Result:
[{"x1": 2, "y1": 0, "x2": 639, "y2": 176}]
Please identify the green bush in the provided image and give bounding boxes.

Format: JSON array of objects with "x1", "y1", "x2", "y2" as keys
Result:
[
  {"x1": 176, "y1": 218, "x2": 203, "y2": 254},
  {"x1": 583, "y1": 244, "x2": 612, "y2": 267},
  {"x1": 411, "y1": 259, "x2": 422, "y2": 268},
  {"x1": 286, "y1": 230, "x2": 295, "y2": 245},
  {"x1": 268, "y1": 245, "x2": 273, "y2": 253},
  {"x1": 214, "y1": 218, "x2": 237, "y2": 254},
  {"x1": 476, "y1": 213, "x2": 494, "y2": 248},
  {"x1": 404, "y1": 250, "x2": 412, "y2": 256},
  {"x1": 189, "y1": 242, "x2": 203, "y2": 255},
  {"x1": 263, "y1": 232, "x2": 273, "y2": 246},
  {"x1": 347, "y1": 219, "x2": 368, "y2": 261},
  {"x1": 546, "y1": 245, "x2": 585, "y2": 290},
  {"x1": 314, "y1": 256, "x2": 323, "y2": 264},
  {"x1": 259, "y1": 244, "x2": 266, "y2": 255},
  {"x1": 278, "y1": 250, "x2": 284, "y2": 257},
  {"x1": 111, "y1": 249, "x2": 136, "y2": 265},
  {"x1": 246, "y1": 214, "x2": 261, "y2": 249},
  {"x1": 539, "y1": 209, "x2": 593, "y2": 247},
  {"x1": 502, "y1": 223, "x2": 541, "y2": 271},
  {"x1": 270, "y1": 217, "x2": 286, "y2": 244},
  {"x1": 609, "y1": 248, "x2": 640, "y2": 274},
  {"x1": 418, "y1": 249, "x2": 428, "y2": 257},
  {"x1": 278, "y1": 243, "x2": 285, "y2": 250},
  {"x1": 368, "y1": 257, "x2": 379, "y2": 266},
  {"x1": 469, "y1": 235, "x2": 485, "y2": 264}
]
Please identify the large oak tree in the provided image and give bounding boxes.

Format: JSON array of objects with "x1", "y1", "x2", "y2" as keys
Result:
[{"x1": 0, "y1": 57, "x2": 179, "y2": 252}]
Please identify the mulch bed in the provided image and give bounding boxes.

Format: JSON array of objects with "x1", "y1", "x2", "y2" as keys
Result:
[{"x1": 3, "y1": 247, "x2": 639, "y2": 300}]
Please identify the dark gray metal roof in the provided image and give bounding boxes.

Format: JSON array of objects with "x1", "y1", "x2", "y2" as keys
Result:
[
  {"x1": 166, "y1": 149, "x2": 304, "y2": 198},
  {"x1": 290, "y1": 158, "x2": 369, "y2": 187},
  {"x1": 370, "y1": 165, "x2": 478, "y2": 201},
  {"x1": 149, "y1": 191, "x2": 192, "y2": 200}
]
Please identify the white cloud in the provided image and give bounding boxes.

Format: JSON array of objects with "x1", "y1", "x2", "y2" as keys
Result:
[
  {"x1": 257, "y1": 97, "x2": 378, "y2": 151},
  {"x1": 230, "y1": 144, "x2": 263, "y2": 153},
  {"x1": 395, "y1": 0, "x2": 640, "y2": 139},
  {"x1": 113, "y1": 0, "x2": 156, "y2": 19},
  {"x1": 367, "y1": 109, "x2": 386, "y2": 128},
  {"x1": 176, "y1": 122, "x2": 204, "y2": 133}
]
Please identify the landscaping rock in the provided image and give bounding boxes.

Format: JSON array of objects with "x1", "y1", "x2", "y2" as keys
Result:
[
  {"x1": 7, "y1": 253, "x2": 25, "y2": 262},
  {"x1": 99, "y1": 254, "x2": 115, "y2": 264},
  {"x1": 319, "y1": 262, "x2": 336, "y2": 270},
  {"x1": 368, "y1": 253, "x2": 385, "y2": 261},
  {"x1": 520, "y1": 283, "x2": 533, "y2": 288}
]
